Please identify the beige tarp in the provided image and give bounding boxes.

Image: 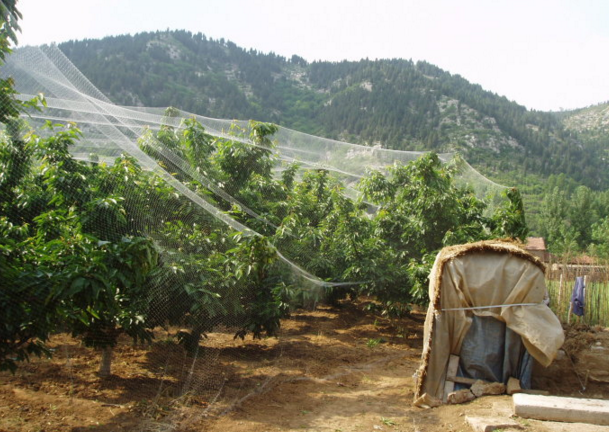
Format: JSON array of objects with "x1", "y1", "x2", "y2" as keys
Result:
[{"x1": 414, "y1": 241, "x2": 565, "y2": 403}]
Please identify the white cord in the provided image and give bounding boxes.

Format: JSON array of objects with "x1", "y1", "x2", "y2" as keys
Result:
[{"x1": 441, "y1": 303, "x2": 540, "y2": 311}]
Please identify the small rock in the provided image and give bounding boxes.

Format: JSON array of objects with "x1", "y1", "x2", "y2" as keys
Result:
[
  {"x1": 507, "y1": 377, "x2": 522, "y2": 395},
  {"x1": 447, "y1": 389, "x2": 475, "y2": 404},
  {"x1": 471, "y1": 380, "x2": 506, "y2": 397}
]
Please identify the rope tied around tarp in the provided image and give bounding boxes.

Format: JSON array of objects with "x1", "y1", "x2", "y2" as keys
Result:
[{"x1": 441, "y1": 303, "x2": 541, "y2": 311}]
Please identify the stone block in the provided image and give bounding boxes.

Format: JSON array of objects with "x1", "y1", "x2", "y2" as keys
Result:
[
  {"x1": 471, "y1": 380, "x2": 506, "y2": 397},
  {"x1": 513, "y1": 393, "x2": 609, "y2": 425},
  {"x1": 507, "y1": 377, "x2": 522, "y2": 395},
  {"x1": 447, "y1": 389, "x2": 475, "y2": 404},
  {"x1": 466, "y1": 416, "x2": 523, "y2": 432}
]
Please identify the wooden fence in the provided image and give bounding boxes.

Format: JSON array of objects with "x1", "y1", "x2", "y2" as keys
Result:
[{"x1": 545, "y1": 257, "x2": 609, "y2": 328}]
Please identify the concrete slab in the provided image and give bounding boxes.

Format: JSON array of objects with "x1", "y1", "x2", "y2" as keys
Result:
[
  {"x1": 513, "y1": 393, "x2": 609, "y2": 425},
  {"x1": 465, "y1": 415, "x2": 523, "y2": 432}
]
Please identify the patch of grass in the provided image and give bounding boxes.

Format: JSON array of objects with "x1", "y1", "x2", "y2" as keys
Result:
[
  {"x1": 396, "y1": 325, "x2": 409, "y2": 338},
  {"x1": 366, "y1": 338, "x2": 386, "y2": 348},
  {"x1": 361, "y1": 375, "x2": 375, "y2": 383},
  {"x1": 381, "y1": 416, "x2": 397, "y2": 426}
]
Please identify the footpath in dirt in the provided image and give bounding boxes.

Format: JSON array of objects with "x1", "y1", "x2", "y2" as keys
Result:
[
  {"x1": 198, "y1": 302, "x2": 609, "y2": 432},
  {"x1": 1, "y1": 300, "x2": 609, "y2": 432}
]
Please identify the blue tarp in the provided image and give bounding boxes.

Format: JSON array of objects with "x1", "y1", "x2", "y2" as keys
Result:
[{"x1": 456, "y1": 315, "x2": 533, "y2": 390}]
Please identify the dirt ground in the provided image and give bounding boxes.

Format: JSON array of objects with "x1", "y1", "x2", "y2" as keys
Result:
[{"x1": 1, "y1": 300, "x2": 608, "y2": 432}]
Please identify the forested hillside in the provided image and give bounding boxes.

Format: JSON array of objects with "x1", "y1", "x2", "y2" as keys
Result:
[{"x1": 57, "y1": 30, "x2": 609, "y2": 191}]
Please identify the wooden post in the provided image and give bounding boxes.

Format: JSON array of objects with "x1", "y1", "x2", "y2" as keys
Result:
[
  {"x1": 558, "y1": 273, "x2": 563, "y2": 315},
  {"x1": 443, "y1": 354, "x2": 460, "y2": 402},
  {"x1": 583, "y1": 275, "x2": 588, "y2": 325},
  {"x1": 567, "y1": 274, "x2": 573, "y2": 324}
]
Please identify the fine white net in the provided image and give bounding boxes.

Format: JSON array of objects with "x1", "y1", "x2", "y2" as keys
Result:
[{"x1": 0, "y1": 45, "x2": 510, "y2": 430}]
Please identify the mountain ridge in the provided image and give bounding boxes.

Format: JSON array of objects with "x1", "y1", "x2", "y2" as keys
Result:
[{"x1": 53, "y1": 30, "x2": 608, "y2": 190}]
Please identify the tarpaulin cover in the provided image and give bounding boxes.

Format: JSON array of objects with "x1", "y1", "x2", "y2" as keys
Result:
[{"x1": 414, "y1": 241, "x2": 565, "y2": 403}]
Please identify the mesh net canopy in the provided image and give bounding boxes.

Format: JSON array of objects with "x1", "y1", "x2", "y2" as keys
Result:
[{"x1": 0, "y1": 45, "x2": 513, "y2": 430}]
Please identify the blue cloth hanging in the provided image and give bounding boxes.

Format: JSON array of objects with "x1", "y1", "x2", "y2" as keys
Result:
[{"x1": 571, "y1": 276, "x2": 585, "y2": 316}]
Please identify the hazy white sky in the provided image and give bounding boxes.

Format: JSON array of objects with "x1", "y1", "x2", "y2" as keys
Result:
[{"x1": 16, "y1": 0, "x2": 609, "y2": 112}]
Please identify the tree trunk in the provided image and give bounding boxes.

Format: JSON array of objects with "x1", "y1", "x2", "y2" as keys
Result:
[{"x1": 99, "y1": 346, "x2": 113, "y2": 377}]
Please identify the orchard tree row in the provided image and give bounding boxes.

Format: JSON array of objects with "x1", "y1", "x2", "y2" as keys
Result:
[{"x1": 0, "y1": 109, "x2": 528, "y2": 375}]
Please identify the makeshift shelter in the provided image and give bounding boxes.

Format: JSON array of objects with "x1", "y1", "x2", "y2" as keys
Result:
[{"x1": 414, "y1": 241, "x2": 565, "y2": 405}]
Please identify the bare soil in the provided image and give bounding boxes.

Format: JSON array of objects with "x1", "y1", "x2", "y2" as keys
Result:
[{"x1": 1, "y1": 300, "x2": 608, "y2": 432}]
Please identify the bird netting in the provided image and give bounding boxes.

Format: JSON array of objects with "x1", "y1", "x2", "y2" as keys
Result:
[{"x1": 0, "y1": 45, "x2": 516, "y2": 430}]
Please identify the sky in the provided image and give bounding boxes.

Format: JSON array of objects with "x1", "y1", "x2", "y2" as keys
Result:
[{"x1": 16, "y1": 0, "x2": 609, "y2": 112}]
